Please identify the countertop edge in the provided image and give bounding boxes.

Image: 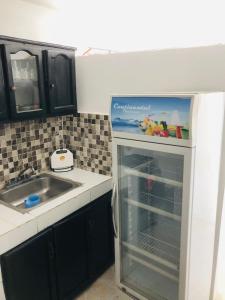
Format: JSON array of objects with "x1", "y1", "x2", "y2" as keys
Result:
[{"x1": 0, "y1": 168, "x2": 112, "y2": 256}]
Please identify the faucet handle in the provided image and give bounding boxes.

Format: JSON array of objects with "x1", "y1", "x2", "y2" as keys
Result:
[{"x1": 17, "y1": 166, "x2": 36, "y2": 181}]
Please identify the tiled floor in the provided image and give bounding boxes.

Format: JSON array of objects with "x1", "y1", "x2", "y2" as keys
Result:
[{"x1": 75, "y1": 266, "x2": 132, "y2": 300}]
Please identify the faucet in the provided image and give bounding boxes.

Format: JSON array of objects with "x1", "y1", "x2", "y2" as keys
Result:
[
  {"x1": 4, "y1": 166, "x2": 38, "y2": 189},
  {"x1": 17, "y1": 166, "x2": 37, "y2": 182}
]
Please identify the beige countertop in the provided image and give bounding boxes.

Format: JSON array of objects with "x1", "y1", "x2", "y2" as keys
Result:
[{"x1": 0, "y1": 168, "x2": 112, "y2": 255}]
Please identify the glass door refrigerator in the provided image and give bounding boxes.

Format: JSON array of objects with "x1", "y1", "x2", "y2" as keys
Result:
[{"x1": 111, "y1": 94, "x2": 225, "y2": 300}]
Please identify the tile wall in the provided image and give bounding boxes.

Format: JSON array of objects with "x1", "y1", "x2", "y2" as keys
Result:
[
  {"x1": 0, "y1": 117, "x2": 64, "y2": 186},
  {"x1": 63, "y1": 113, "x2": 112, "y2": 176},
  {"x1": 0, "y1": 113, "x2": 112, "y2": 186}
]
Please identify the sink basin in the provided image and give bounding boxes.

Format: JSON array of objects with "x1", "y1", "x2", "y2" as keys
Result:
[{"x1": 0, "y1": 173, "x2": 82, "y2": 213}]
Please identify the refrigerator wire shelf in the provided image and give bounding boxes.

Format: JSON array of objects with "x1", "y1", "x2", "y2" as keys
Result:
[
  {"x1": 138, "y1": 230, "x2": 179, "y2": 266},
  {"x1": 133, "y1": 191, "x2": 182, "y2": 217},
  {"x1": 122, "y1": 154, "x2": 183, "y2": 181},
  {"x1": 122, "y1": 255, "x2": 178, "y2": 300},
  {"x1": 137, "y1": 165, "x2": 183, "y2": 182},
  {"x1": 124, "y1": 197, "x2": 181, "y2": 221},
  {"x1": 118, "y1": 147, "x2": 185, "y2": 300},
  {"x1": 125, "y1": 154, "x2": 183, "y2": 182},
  {"x1": 123, "y1": 167, "x2": 183, "y2": 187},
  {"x1": 121, "y1": 154, "x2": 153, "y2": 169},
  {"x1": 125, "y1": 224, "x2": 180, "y2": 269}
]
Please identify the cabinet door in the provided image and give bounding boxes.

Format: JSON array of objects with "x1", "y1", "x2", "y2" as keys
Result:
[
  {"x1": 0, "y1": 46, "x2": 8, "y2": 121},
  {"x1": 3, "y1": 43, "x2": 46, "y2": 120},
  {"x1": 0, "y1": 229, "x2": 56, "y2": 300},
  {"x1": 53, "y1": 208, "x2": 88, "y2": 300},
  {"x1": 87, "y1": 191, "x2": 114, "y2": 279},
  {"x1": 45, "y1": 49, "x2": 77, "y2": 116}
]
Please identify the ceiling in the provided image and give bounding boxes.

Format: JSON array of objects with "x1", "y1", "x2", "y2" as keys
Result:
[
  {"x1": 21, "y1": 0, "x2": 58, "y2": 8},
  {"x1": 19, "y1": 0, "x2": 225, "y2": 53}
]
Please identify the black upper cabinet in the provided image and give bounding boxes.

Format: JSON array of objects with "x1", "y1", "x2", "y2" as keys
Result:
[
  {"x1": 0, "y1": 46, "x2": 9, "y2": 121},
  {"x1": 0, "y1": 35, "x2": 77, "y2": 121},
  {"x1": 3, "y1": 43, "x2": 46, "y2": 120},
  {"x1": 45, "y1": 49, "x2": 77, "y2": 116}
]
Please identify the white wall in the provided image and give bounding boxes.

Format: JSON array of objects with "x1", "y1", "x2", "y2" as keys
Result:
[
  {"x1": 213, "y1": 199, "x2": 225, "y2": 300},
  {"x1": 76, "y1": 44, "x2": 225, "y2": 114},
  {"x1": 211, "y1": 107, "x2": 225, "y2": 300},
  {"x1": 5, "y1": 0, "x2": 225, "y2": 53},
  {"x1": 2, "y1": 0, "x2": 225, "y2": 116},
  {"x1": 0, "y1": 0, "x2": 77, "y2": 47},
  {"x1": 76, "y1": 47, "x2": 225, "y2": 300}
]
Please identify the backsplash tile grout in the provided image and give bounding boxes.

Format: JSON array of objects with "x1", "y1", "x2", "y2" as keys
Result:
[
  {"x1": 63, "y1": 113, "x2": 112, "y2": 176},
  {"x1": 0, "y1": 117, "x2": 64, "y2": 186},
  {"x1": 0, "y1": 113, "x2": 112, "y2": 186}
]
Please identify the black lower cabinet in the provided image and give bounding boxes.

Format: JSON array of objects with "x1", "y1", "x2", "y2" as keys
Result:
[
  {"x1": 1, "y1": 229, "x2": 56, "y2": 300},
  {"x1": 54, "y1": 191, "x2": 114, "y2": 300},
  {"x1": 87, "y1": 192, "x2": 114, "y2": 280},
  {"x1": 53, "y1": 207, "x2": 88, "y2": 300},
  {"x1": 0, "y1": 191, "x2": 114, "y2": 300}
]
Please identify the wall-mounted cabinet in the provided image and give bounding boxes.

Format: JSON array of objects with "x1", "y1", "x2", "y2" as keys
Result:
[
  {"x1": 0, "y1": 36, "x2": 77, "y2": 121},
  {"x1": 45, "y1": 50, "x2": 77, "y2": 116},
  {"x1": 3, "y1": 43, "x2": 46, "y2": 120}
]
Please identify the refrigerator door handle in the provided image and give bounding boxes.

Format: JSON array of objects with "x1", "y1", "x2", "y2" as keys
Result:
[{"x1": 111, "y1": 183, "x2": 118, "y2": 238}]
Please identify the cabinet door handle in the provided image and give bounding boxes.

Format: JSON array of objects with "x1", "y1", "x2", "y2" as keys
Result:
[
  {"x1": 50, "y1": 83, "x2": 55, "y2": 88},
  {"x1": 111, "y1": 183, "x2": 118, "y2": 238},
  {"x1": 48, "y1": 242, "x2": 54, "y2": 259},
  {"x1": 88, "y1": 219, "x2": 95, "y2": 231}
]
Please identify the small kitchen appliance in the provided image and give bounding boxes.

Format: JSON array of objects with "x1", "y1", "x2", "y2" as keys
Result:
[{"x1": 50, "y1": 149, "x2": 74, "y2": 172}]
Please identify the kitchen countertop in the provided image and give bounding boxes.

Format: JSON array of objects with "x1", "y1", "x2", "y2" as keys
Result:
[{"x1": 0, "y1": 168, "x2": 112, "y2": 256}]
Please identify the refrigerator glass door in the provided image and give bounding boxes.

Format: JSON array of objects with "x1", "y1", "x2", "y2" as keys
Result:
[{"x1": 115, "y1": 140, "x2": 191, "y2": 300}]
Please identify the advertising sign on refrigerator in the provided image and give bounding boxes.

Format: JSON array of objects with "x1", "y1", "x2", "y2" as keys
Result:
[{"x1": 111, "y1": 96, "x2": 191, "y2": 140}]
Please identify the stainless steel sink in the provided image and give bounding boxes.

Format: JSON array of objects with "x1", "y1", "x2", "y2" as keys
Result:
[{"x1": 0, "y1": 173, "x2": 82, "y2": 213}]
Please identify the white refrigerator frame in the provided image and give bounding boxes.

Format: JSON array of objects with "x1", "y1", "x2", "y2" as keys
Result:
[
  {"x1": 111, "y1": 92, "x2": 225, "y2": 300},
  {"x1": 112, "y1": 137, "x2": 195, "y2": 300}
]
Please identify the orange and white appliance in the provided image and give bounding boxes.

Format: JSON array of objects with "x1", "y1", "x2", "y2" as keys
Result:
[{"x1": 50, "y1": 149, "x2": 74, "y2": 172}]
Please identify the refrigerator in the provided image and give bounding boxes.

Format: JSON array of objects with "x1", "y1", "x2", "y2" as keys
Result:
[{"x1": 110, "y1": 93, "x2": 225, "y2": 300}]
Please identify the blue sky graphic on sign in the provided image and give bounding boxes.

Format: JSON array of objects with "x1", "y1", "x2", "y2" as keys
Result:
[{"x1": 111, "y1": 96, "x2": 191, "y2": 138}]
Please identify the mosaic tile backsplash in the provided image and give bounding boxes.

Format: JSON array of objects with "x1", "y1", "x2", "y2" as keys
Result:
[
  {"x1": 0, "y1": 113, "x2": 112, "y2": 186},
  {"x1": 0, "y1": 117, "x2": 64, "y2": 186},
  {"x1": 63, "y1": 114, "x2": 112, "y2": 176}
]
